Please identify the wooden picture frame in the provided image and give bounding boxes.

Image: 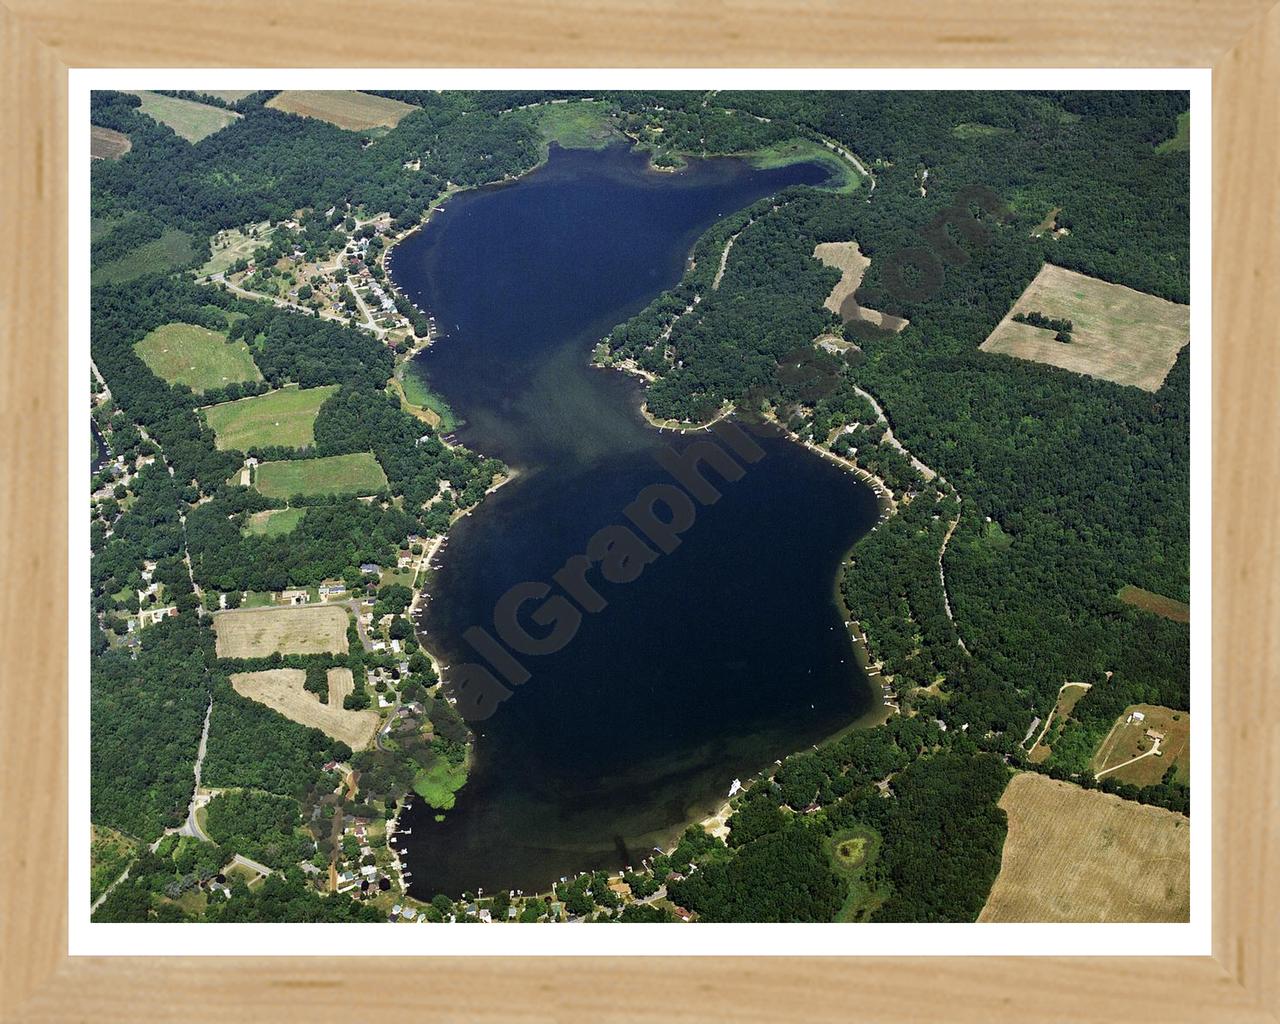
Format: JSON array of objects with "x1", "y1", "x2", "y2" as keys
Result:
[{"x1": 2, "y1": 2, "x2": 1276, "y2": 1019}]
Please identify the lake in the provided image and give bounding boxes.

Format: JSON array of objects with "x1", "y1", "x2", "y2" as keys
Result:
[{"x1": 389, "y1": 144, "x2": 881, "y2": 897}]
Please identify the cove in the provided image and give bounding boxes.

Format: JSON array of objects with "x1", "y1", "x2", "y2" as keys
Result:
[{"x1": 390, "y1": 144, "x2": 881, "y2": 897}]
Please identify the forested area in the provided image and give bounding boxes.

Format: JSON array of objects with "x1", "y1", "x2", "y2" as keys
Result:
[
  {"x1": 90, "y1": 612, "x2": 211, "y2": 840},
  {"x1": 601, "y1": 90, "x2": 1191, "y2": 769},
  {"x1": 203, "y1": 790, "x2": 310, "y2": 869},
  {"x1": 658, "y1": 717, "x2": 1010, "y2": 922}
]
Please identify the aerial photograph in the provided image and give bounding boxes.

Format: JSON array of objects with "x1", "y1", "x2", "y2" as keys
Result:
[{"x1": 87, "y1": 88, "x2": 1191, "y2": 925}]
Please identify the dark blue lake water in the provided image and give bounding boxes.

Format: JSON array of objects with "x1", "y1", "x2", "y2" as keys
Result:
[{"x1": 390, "y1": 144, "x2": 880, "y2": 896}]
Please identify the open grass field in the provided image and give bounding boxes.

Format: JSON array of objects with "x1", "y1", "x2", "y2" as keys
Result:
[
  {"x1": 1156, "y1": 111, "x2": 1191, "y2": 154},
  {"x1": 1118, "y1": 584, "x2": 1191, "y2": 623},
  {"x1": 812, "y1": 241, "x2": 909, "y2": 333},
  {"x1": 90, "y1": 227, "x2": 196, "y2": 285},
  {"x1": 230, "y1": 669, "x2": 379, "y2": 750},
  {"x1": 980, "y1": 264, "x2": 1190, "y2": 391},
  {"x1": 242, "y1": 506, "x2": 308, "y2": 538},
  {"x1": 979, "y1": 773, "x2": 1189, "y2": 922},
  {"x1": 266, "y1": 90, "x2": 418, "y2": 132},
  {"x1": 1092, "y1": 704, "x2": 1191, "y2": 786},
  {"x1": 91, "y1": 125, "x2": 132, "y2": 160},
  {"x1": 536, "y1": 100, "x2": 619, "y2": 150},
  {"x1": 213, "y1": 605, "x2": 349, "y2": 658},
  {"x1": 199, "y1": 222, "x2": 276, "y2": 277},
  {"x1": 127, "y1": 91, "x2": 242, "y2": 142},
  {"x1": 254, "y1": 452, "x2": 387, "y2": 500},
  {"x1": 202, "y1": 384, "x2": 337, "y2": 451},
  {"x1": 133, "y1": 322, "x2": 262, "y2": 394}
]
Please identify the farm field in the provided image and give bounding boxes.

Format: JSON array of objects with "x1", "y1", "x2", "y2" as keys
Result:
[
  {"x1": 979, "y1": 773, "x2": 1189, "y2": 922},
  {"x1": 230, "y1": 669, "x2": 379, "y2": 751},
  {"x1": 200, "y1": 222, "x2": 276, "y2": 277},
  {"x1": 812, "y1": 241, "x2": 908, "y2": 333},
  {"x1": 1118, "y1": 584, "x2": 1191, "y2": 623},
  {"x1": 980, "y1": 264, "x2": 1190, "y2": 391},
  {"x1": 90, "y1": 227, "x2": 195, "y2": 286},
  {"x1": 242, "y1": 507, "x2": 308, "y2": 537},
  {"x1": 133, "y1": 322, "x2": 262, "y2": 394},
  {"x1": 266, "y1": 90, "x2": 418, "y2": 132},
  {"x1": 213, "y1": 605, "x2": 349, "y2": 658},
  {"x1": 91, "y1": 125, "x2": 131, "y2": 160},
  {"x1": 127, "y1": 91, "x2": 242, "y2": 142},
  {"x1": 1092, "y1": 704, "x2": 1190, "y2": 787},
  {"x1": 254, "y1": 452, "x2": 387, "y2": 500},
  {"x1": 327, "y1": 666, "x2": 355, "y2": 706},
  {"x1": 202, "y1": 384, "x2": 337, "y2": 451}
]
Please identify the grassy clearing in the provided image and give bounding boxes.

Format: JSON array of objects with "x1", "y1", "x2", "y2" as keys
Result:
[
  {"x1": 824, "y1": 825, "x2": 884, "y2": 922},
  {"x1": 90, "y1": 825, "x2": 138, "y2": 903},
  {"x1": 90, "y1": 227, "x2": 196, "y2": 285},
  {"x1": 953, "y1": 122, "x2": 1006, "y2": 139},
  {"x1": 1027, "y1": 682, "x2": 1091, "y2": 764},
  {"x1": 200, "y1": 90, "x2": 255, "y2": 103},
  {"x1": 266, "y1": 90, "x2": 418, "y2": 132},
  {"x1": 213, "y1": 605, "x2": 349, "y2": 658},
  {"x1": 1156, "y1": 111, "x2": 1190, "y2": 154},
  {"x1": 134, "y1": 322, "x2": 262, "y2": 394},
  {"x1": 1092, "y1": 704, "x2": 1190, "y2": 787},
  {"x1": 200, "y1": 221, "x2": 276, "y2": 277},
  {"x1": 979, "y1": 773, "x2": 1189, "y2": 922},
  {"x1": 812, "y1": 240, "x2": 909, "y2": 333},
  {"x1": 400, "y1": 365, "x2": 457, "y2": 431},
  {"x1": 242, "y1": 506, "x2": 308, "y2": 537},
  {"x1": 91, "y1": 125, "x2": 132, "y2": 160},
  {"x1": 327, "y1": 666, "x2": 355, "y2": 706},
  {"x1": 230, "y1": 669, "x2": 379, "y2": 750},
  {"x1": 749, "y1": 138, "x2": 861, "y2": 193},
  {"x1": 203, "y1": 384, "x2": 337, "y2": 451},
  {"x1": 979, "y1": 264, "x2": 1190, "y2": 391},
  {"x1": 254, "y1": 452, "x2": 387, "y2": 500},
  {"x1": 1118, "y1": 585, "x2": 1190, "y2": 623},
  {"x1": 536, "y1": 100, "x2": 619, "y2": 150},
  {"x1": 413, "y1": 757, "x2": 468, "y2": 810},
  {"x1": 127, "y1": 91, "x2": 242, "y2": 142}
]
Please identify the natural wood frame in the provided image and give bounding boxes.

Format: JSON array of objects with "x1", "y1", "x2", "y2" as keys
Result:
[{"x1": 2, "y1": 2, "x2": 1276, "y2": 1020}]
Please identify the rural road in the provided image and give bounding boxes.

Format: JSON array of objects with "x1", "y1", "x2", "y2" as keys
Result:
[{"x1": 1096, "y1": 737, "x2": 1162, "y2": 779}]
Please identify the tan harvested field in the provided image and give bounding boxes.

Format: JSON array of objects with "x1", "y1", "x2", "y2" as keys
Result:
[
  {"x1": 230, "y1": 669, "x2": 379, "y2": 751},
  {"x1": 266, "y1": 90, "x2": 418, "y2": 132},
  {"x1": 327, "y1": 666, "x2": 355, "y2": 706},
  {"x1": 980, "y1": 264, "x2": 1190, "y2": 391},
  {"x1": 1092, "y1": 704, "x2": 1191, "y2": 787},
  {"x1": 213, "y1": 605, "x2": 349, "y2": 658},
  {"x1": 91, "y1": 125, "x2": 131, "y2": 160},
  {"x1": 979, "y1": 773, "x2": 1189, "y2": 922},
  {"x1": 1118, "y1": 584, "x2": 1191, "y2": 623},
  {"x1": 812, "y1": 241, "x2": 908, "y2": 333}
]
